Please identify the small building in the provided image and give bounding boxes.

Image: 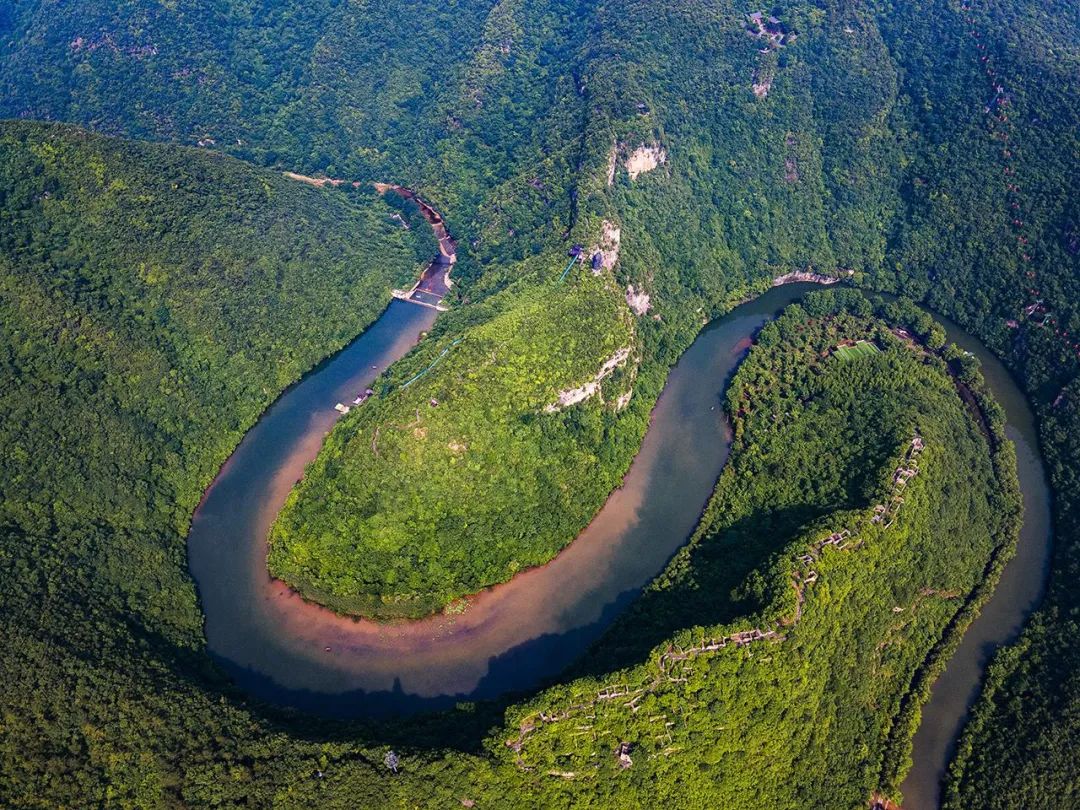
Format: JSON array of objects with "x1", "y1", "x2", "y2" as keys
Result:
[
  {"x1": 352, "y1": 388, "x2": 376, "y2": 405},
  {"x1": 591, "y1": 252, "x2": 603, "y2": 271}
]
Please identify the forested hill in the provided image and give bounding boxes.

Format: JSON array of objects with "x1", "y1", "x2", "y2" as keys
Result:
[
  {"x1": 0, "y1": 120, "x2": 429, "y2": 805},
  {"x1": 0, "y1": 0, "x2": 590, "y2": 259},
  {"x1": 497, "y1": 294, "x2": 1019, "y2": 807},
  {"x1": 4, "y1": 0, "x2": 1073, "y2": 346}
]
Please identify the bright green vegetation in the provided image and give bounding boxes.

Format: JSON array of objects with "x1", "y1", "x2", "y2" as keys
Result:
[
  {"x1": 0, "y1": 0, "x2": 1078, "y2": 804},
  {"x1": 834, "y1": 340, "x2": 882, "y2": 362},
  {"x1": 491, "y1": 297, "x2": 1019, "y2": 807},
  {"x1": 269, "y1": 274, "x2": 640, "y2": 616}
]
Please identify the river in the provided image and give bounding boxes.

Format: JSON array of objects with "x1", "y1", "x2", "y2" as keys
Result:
[
  {"x1": 897, "y1": 309, "x2": 1051, "y2": 809},
  {"x1": 186, "y1": 282, "x2": 1050, "y2": 806}
]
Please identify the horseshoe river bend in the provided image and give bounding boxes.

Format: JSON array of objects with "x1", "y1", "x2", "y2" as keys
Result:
[{"x1": 186, "y1": 224, "x2": 1050, "y2": 808}]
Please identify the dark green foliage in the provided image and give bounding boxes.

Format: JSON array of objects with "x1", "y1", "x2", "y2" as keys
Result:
[
  {"x1": 0, "y1": 120, "x2": 428, "y2": 806},
  {"x1": 497, "y1": 305, "x2": 1017, "y2": 807},
  {"x1": 943, "y1": 389, "x2": 1080, "y2": 810}
]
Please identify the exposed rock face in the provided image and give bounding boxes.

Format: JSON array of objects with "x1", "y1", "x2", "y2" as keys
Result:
[
  {"x1": 626, "y1": 284, "x2": 651, "y2": 316},
  {"x1": 606, "y1": 143, "x2": 618, "y2": 186},
  {"x1": 772, "y1": 270, "x2": 839, "y2": 286},
  {"x1": 545, "y1": 346, "x2": 631, "y2": 412},
  {"x1": 589, "y1": 220, "x2": 621, "y2": 273},
  {"x1": 614, "y1": 388, "x2": 633, "y2": 411},
  {"x1": 624, "y1": 144, "x2": 667, "y2": 180},
  {"x1": 284, "y1": 171, "x2": 346, "y2": 187}
]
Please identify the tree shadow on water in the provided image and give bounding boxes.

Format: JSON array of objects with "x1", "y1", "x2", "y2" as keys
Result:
[{"x1": 131, "y1": 502, "x2": 834, "y2": 754}]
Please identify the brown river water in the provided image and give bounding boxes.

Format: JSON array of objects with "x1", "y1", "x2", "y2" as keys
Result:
[{"x1": 186, "y1": 282, "x2": 1050, "y2": 807}]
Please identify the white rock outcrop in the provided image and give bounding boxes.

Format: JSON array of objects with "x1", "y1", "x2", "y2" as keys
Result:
[
  {"x1": 626, "y1": 284, "x2": 651, "y2": 315},
  {"x1": 624, "y1": 144, "x2": 667, "y2": 180},
  {"x1": 545, "y1": 347, "x2": 632, "y2": 412},
  {"x1": 589, "y1": 220, "x2": 621, "y2": 274}
]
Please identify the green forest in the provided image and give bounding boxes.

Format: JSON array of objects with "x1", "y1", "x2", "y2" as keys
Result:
[
  {"x1": 269, "y1": 272, "x2": 642, "y2": 617},
  {"x1": 1, "y1": 0, "x2": 1078, "y2": 805},
  {"x1": 493, "y1": 299, "x2": 1019, "y2": 808}
]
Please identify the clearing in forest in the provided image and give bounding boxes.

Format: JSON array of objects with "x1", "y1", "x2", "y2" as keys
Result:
[{"x1": 834, "y1": 339, "x2": 881, "y2": 361}]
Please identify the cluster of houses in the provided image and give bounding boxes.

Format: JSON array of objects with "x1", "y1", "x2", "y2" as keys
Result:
[
  {"x1": 508, "y1": 435, "x2": 929, "y2": 773},
  {"x1": 747, "y1": 11, "x2": 793, "y2": 52},
  {"x1": 871, "y1": 435, "x2": 924, "y2": 530}
]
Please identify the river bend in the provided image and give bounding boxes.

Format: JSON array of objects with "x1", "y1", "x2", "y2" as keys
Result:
[{"x1": 187, "y1": 277, "x2": 1050, "y2": 806}]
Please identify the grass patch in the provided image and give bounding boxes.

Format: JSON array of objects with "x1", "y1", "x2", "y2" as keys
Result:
[{"x1": 834, "y1": 339, "x2": 882, "y2": 361}]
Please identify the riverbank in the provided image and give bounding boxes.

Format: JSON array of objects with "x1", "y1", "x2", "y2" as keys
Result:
[
  {"x1": 189, "y1": 284, "x2": 829, "y2": 712},
  {"x1": 896, "y1": 306, "x2": 1052, "y2": 808},
  {"x1": 187, "y1": 281, "x2": 1049, "y2": 810}
]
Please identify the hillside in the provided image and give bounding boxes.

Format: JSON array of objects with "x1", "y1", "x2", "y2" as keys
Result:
[
  {"x1": 490, "y1": 294, "x2": 1019, "y2": 807},
  {"x1": 268, "y1": 272, "x2": 640, "y2": 616},
  {"x1": 0, "y1": 120, "x2": 428, "y2": 806}
]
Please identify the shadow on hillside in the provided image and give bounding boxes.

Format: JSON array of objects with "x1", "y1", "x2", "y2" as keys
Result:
[
  {"x1": 137, "y1": 502, "x2": 839, "y2": 754},
  {"x1": 568, "y1": 502, "x2": 833, "y2": 678}
]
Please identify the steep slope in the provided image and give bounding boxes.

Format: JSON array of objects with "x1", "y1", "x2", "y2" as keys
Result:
[{"x1": 0, "y1": 0, "x2": 590, "y2": 269}]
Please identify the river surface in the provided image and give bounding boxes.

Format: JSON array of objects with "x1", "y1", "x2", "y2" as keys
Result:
[{"x1": 187, "y1": 285, "x2": 1051, "y2": 807}]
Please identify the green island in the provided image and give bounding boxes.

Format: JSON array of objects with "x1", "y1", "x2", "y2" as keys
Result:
[{"x1": 1, "y1": 0, "x2": 1079, "y2": 806}]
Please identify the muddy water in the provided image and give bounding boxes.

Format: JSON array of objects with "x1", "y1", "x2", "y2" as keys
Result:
[{"x1": 187, "y1": 283, "x2": 823, "y2": 716}]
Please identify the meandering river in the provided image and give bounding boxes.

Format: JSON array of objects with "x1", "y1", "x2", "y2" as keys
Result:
[
  {"x1": 187, "y1": 268, "x2": 1050, "y2": 806},
  {"x1": 898, "y1": 309, "x2": 1051, "y2": 809}
]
